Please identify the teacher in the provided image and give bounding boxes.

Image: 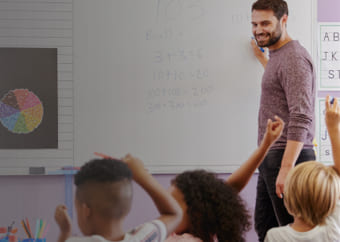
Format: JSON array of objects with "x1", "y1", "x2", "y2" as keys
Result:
[{"x1": 250, "y1": 0, "x2": 316, "y2": 241}]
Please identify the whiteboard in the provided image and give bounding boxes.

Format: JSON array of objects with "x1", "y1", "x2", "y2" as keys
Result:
[{"x1": 74, "y1": 0, "x2": 315, "y2": 173}]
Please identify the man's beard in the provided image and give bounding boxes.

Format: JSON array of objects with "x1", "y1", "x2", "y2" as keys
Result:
[{"x1": 256, "y1": 24, "x2": 282, "y2": 47}]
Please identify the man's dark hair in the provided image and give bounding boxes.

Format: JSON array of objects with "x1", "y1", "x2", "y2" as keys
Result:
[{"x1": 252, "y1": 0, "x2": 288, "y2": 20}]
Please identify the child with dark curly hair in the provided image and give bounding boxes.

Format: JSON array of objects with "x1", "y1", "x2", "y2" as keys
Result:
[{"x1": 166, "y1": 116, "x2": 284, "y2": 242}]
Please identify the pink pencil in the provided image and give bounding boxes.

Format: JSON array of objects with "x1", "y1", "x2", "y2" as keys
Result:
[
  {"x1": 93, "y1": 152, "x2": 116, "y2": 159},
  {"x1": 41, "y1": 222, "x2": 50, "y2": 238}
]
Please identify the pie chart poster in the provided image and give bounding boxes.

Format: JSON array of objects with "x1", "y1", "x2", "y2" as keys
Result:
[{"x1": 0, "y1": 48, "x2": 58, "y2": 149}]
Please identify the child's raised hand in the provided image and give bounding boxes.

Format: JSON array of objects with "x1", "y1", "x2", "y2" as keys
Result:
[
  {"x1": 54, "y1": 205, "x2": 72, "y2": 237},
  {"x1": 264, "y1": 115, "x2": 284, "y2": 144},
  {"x1": 325, "y1": 95, "x2": 340, "y2": 132},
  {"x1": 325, "y1": 96, "x2": 340, "y2": 172},
  {"x1": 121, "y1": 154, "x2": 148, "y2": 183},
  {"x1": 94, "y1": 152, "x2": 149, "y2": 183}
]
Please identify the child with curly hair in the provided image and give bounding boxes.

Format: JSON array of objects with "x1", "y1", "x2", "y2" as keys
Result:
[
  {"x1": 264, "y1": 96, "x2": 340, "y2": 242},
  {"x1": 166, "y1": 116, "x2": 284, "y2": 242}
]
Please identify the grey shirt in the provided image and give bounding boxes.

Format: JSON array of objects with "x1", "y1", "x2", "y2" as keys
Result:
[{"x1": 258, "y1": 40, "x2": 315, "y2": 149}]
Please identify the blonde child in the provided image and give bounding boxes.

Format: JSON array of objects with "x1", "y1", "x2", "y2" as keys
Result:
[
  {"x1": 54, "y1": 154, "x2": 182, "y2": 242},
  {"x1": 265, "y1": 95, "x2": 340, "y2": 241}
]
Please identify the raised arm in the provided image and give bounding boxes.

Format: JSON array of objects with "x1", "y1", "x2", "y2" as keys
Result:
[
  {"x1": 121, "y1": 154, "x2": 182, "y2": 236},
  {"x1": 325, "y1": 96, "x2": 340, "y2": 173},
  {"x1": 226, "y1": 116, "x2": 284, "y2": 192}
]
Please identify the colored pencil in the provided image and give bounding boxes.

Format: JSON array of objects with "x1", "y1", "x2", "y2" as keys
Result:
[
  {"x1": 38, "y1": 220, "x2": 46, "y2": 238},
  {"x1": 38, "y1": 219, "x2": 43, "y2": 238},
  {"x1": 20, "y1": 220, "x2": 30, "y2": 238},
  {"x1": 34, "y1": 219, "x2": 40, "y2": 239},
  {"x1": 41, "y1": 222, "x2": 50, "y2": 238},
  {"x1": 94, "y1": 152, "x2": 116, "y2": 159},
  {"x1": 25, "y1": 218, "x2": 32, "y2": 238}
]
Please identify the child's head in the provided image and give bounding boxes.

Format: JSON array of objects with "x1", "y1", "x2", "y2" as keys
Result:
[
  {"x1": 284, "y1": 161, "x2": 340, "y2": 227},
  {"x1": 169, "y1": 170, "x2": 251, "y2": 242},
  {"x1": 74, "y1": 158, "x2": 133, "y2": 235}
]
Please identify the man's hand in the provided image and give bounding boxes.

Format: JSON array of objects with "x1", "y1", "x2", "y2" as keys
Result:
[
  {"x1": 251, "y1": 38, "x2": 268, "y2": 68},
  {"x1": 275, "y1": 166, "x2": 292, "y2": 198}
]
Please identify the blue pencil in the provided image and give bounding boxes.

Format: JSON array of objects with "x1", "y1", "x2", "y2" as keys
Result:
[{"x1": 34, "y1": 219, "x2": 40, "y2": 238}]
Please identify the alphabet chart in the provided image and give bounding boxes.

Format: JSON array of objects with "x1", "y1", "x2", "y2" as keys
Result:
[{"x1": 318, "y1": 23, "x2": 340, "y2": 90}]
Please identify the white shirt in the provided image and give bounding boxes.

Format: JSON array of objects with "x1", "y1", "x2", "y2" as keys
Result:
[
  {"x1": 66, "y1": 220, "x2": 167, "y2": 242},
  {"x1": 265, "y1": 201, "x2": 340, "y2": 242}
]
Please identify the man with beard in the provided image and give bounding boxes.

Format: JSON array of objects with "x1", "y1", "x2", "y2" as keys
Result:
[{"x1": 250, "y1": 0, "x2": 316, "y2": 241}]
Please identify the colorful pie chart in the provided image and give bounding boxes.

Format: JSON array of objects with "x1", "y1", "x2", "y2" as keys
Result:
[{"x1": 0, "y1": 89, "x2": 44, "y2": 134}]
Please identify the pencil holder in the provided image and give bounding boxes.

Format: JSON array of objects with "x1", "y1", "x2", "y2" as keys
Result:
[{"x1": 0, "y1": 235, "x2": 18, "y2": 242}]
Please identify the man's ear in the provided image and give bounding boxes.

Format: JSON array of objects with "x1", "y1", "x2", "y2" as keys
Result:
[{"x1": 281, "y1": 14, "x2": 288, "y2": 28}]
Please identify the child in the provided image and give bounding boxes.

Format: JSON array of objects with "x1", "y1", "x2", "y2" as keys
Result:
[
  {"x1": 166, "y1": 115, "x2": 285, "y2": 242},
  {"x1": 265, "y1": 95, "x2": 340, "y2": 242},
  {"x1": 54, "y1": 154, "x2": 182, "y2": 242}
]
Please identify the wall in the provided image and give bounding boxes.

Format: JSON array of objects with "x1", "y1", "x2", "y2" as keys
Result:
[
  {"x1": 0, "y1": 0, "x2": 336, "y2": 241},
  {"x1": 0, "y1": 174, "x2": 258, "y2": 241},
  {"x1": 318, "y1": 0, "x2": 340, "y2": 22}
]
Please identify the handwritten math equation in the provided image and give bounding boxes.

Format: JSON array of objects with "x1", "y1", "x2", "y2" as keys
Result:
[
  {"x1": 146, "y1": 86, "x2": 213, "y2": 113},
  {"x1": 143, "y1": 0, "x2": 215, "y2": 114}
]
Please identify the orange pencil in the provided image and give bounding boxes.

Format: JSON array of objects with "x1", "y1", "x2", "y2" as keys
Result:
[
  {"x1": 25, "y1": 218, "x2": 32, "y2": 238},
  {"x1": 21, "y1": 220, "x2": 30, "y2": 238}
]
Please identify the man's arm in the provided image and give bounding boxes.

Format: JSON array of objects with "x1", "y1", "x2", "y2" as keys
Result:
[
  {"x1": 275, "y1": 52, "x2": 315, "y2": 198},
  {"x1": 227, "y1": 116, "x2": 284, "y2": 192},
  {"x1": 325, "y1": 96, "x2": 340, "y2": 173},
  {"x1": 122, "y1": 154, "x2": 182, "y2": 237},
  {"x1": 251, "y1": 39, "x2": 268, "y2": 68},
  {"x1": 275, "y1": 140, "x2": 304, "y2": 198}
]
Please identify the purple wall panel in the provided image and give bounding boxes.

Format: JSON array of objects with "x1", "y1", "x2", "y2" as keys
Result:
[
  {"x1": 318, "y1": 0, "x2": 340, "y2": 22},
  {"x1": 0, "y1": 174, "x2": 258, "y2": 241}
]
